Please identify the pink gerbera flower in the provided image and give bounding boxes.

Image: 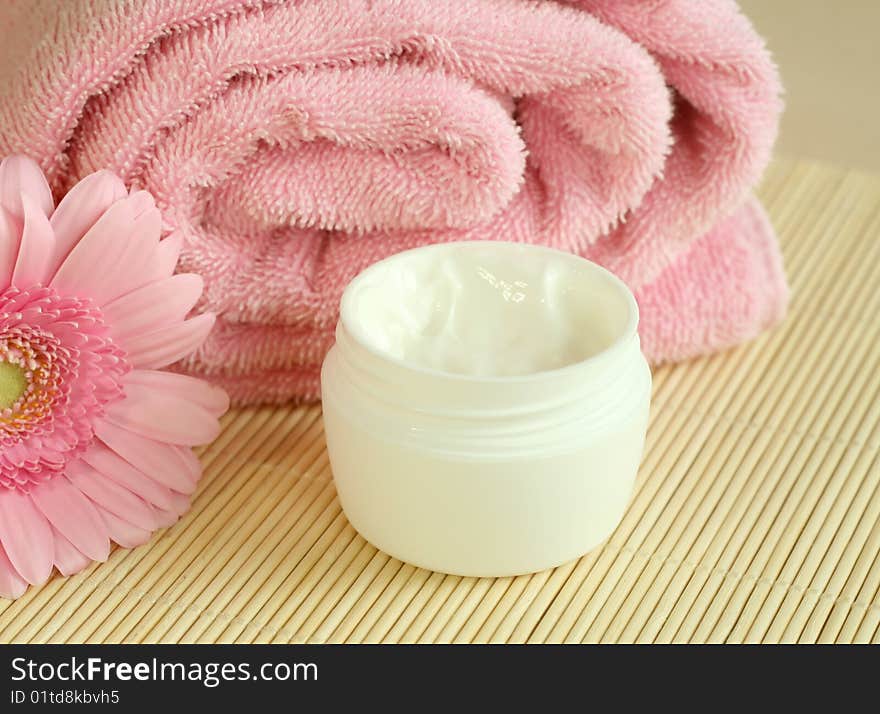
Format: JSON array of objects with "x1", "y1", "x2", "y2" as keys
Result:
[{"x1": 0, "y1": 156, "x2": 228, "y2": 599}]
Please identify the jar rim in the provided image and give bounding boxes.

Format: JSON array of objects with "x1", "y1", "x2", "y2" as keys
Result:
[{"x1": 338, "y1": 241, "x2": 640, "y2": 385}]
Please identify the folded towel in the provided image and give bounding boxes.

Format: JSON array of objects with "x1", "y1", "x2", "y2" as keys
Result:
[{"x1": 0, "y1": 0, "x2": 786, "y2": 403}]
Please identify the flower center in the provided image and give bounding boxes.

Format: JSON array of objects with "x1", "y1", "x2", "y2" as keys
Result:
[
  {"x1": 0, "y1": 360, "x2": 27, "y2": 410},
  {"x1": 1, "y1": 285, "x2": 129, "y2": 491}
]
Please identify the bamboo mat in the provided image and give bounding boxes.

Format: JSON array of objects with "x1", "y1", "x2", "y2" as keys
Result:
[{"x1": 1, "y1": 157, "x2": 878, "y2": 644}]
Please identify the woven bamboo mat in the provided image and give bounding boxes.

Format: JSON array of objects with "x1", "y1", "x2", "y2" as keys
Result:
[{"x1": 1, "y1": 157, "x2": 878, "y2": 644}]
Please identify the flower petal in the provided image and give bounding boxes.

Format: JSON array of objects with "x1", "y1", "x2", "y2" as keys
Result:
[
  {"x1": 97, "y1": 508, "x2": 152, "y2": 548},
  {"x1": 166, "y1": 490, "x2": 192, "y2": 517},
  {"x1": 30, "y1": 477, "x2": 110, "y2": 563},
  {"x1": 49, "y1": 169, "x2": 127, "y2": 275},
  {"x1": 0, "y1": 543, "x2": 28, "y2": 599},
  {"x1": 0, "y1": 155, "x2": 53, "y2": 221},
  {"x1": 103, "y1": 274, "x2": 204, "y2": 344},
  {"x1": 66, "y1": 459, "x2": 158, "y2": 531},
  {"x1": 0, "y1": 489, "x2": 54, "y2": 585},
  {"x1": 124, "y1": 370, "x2": 228, "y2": 417},
  {"x1": 11, "y1": 192, "x2": 55, "y2": 287},
  {"x1": 93, "y1": 206, "x2": 163, "y2": 305},
  {"x1": 94, "y1": 419, "x2": 199, "y2": 494},
  {"x1": 51, "y1": 526, "x2": 93, "y2": 577},
  {"x1": 126, "y1": 190, "x2": 155, "y2": 219},
  {"x1": 105, "y1": 379, "x2": 221, "y2": 446},
  {"x1": 173, "y1": 446, "x2": 203, "y2": 486},
  {"x1": 149, "y1": 230, "x2": 184, "y2": 282},
  {"x1": 81, "y1": 442, "x2": 177, "y2": 511},
  {"x1": 153, "y1": 506, "x2": 181, "y2": 529},
  {"x1": 0, "y1": 205, "x2": 20, "y2": 289},
  {"x1": 50, "y1": 196, "x2": 134, "y2": 301},
  {"x1": 123, "y1": 312, "x2": 216, "y2": 370}
]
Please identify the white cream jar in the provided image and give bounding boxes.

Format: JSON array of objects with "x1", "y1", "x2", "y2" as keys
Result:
[{"x1": 321, "y1": 241, "x2": 651, "y2": 577}]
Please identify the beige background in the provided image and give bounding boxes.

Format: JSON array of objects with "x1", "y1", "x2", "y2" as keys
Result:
[{"x1": 740, "y1": 0, "x2": 880, "y2": 171}]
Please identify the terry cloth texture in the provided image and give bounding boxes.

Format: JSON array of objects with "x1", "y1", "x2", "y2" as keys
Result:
[{"x1": 0, "y1": 0, "x2": 786, "y2": 404}]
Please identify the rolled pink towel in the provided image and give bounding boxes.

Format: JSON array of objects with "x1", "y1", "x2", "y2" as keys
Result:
[{"x1": 0, "y1": 0, "x2": 786, "y2": 403}]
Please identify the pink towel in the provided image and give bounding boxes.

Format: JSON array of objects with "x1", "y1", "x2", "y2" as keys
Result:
[{"x1": 0, "y1": 0, "x2": 786, "y2": 404}]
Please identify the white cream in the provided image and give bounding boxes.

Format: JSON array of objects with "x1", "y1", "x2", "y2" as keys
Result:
[
  {"x1": 344, "y1": 242, "x2": 629, "y2": 376},
  {"x1": 323, "y1": 241, "x2": 652, "y2": 577}
]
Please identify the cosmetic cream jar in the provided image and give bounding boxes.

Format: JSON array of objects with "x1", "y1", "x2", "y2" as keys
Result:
[{"x1": 321, "y1": 241, "x2": 651, "y2": 577}]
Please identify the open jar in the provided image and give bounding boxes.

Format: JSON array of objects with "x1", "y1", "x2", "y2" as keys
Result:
[{"x1": 321, "y1": 241, "x2": 651, "y2": 577}]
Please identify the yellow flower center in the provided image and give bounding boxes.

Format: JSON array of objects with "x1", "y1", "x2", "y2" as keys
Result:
[{"x1": 0, "y1": 360, "x2": 27, "y2": 410}]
